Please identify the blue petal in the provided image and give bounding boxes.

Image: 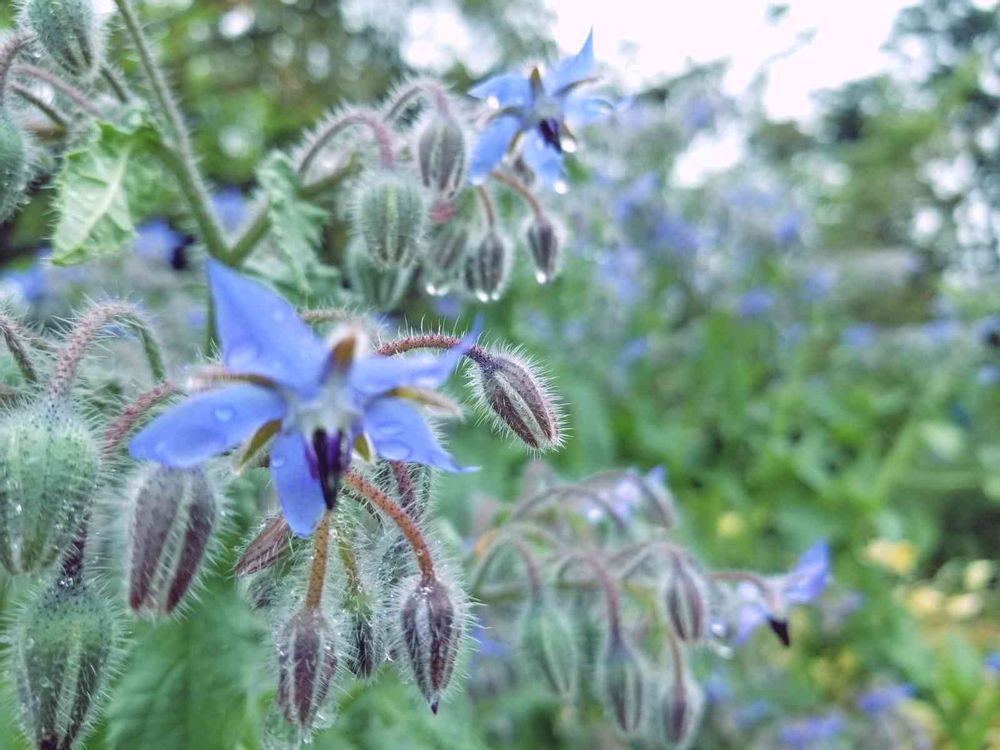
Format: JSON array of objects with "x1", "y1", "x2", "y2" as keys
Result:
[
  {"x1": 349, "y1": 320, "x2": 481, "y2": 398},
  {"x1": 207, "y1": 260, "x2": 328, "y2": 393},
  {"x1": 784, "y1": 541, "x2": 830, "y2": 604},
  {"x1": 469, "y1": 73, "x2": 533, "y2": 109},
  {"x1": 130, "y1": 384, "x2": 285, "y2": 468},
  {"x1": 363, "y1": 398, "x2": 474, "y2": 472},
  {"x1": 734, "y1": 598, "x2": 767, "y2": 644},
  {"x1": 563, "y1": 94, "x2": 609, "y2": 127},
  {"x1": 544, "y1": 29, "x2": 594, "y2": 95},
  {"x1": 522, "y1": 131, "x2": 566, "y2": 190},
  {"x1": 270, "y1": 431, "x2": 327, "y2": 536},
  {"x1": 468, "y1": 114, "x2": 523, "y2": 185}
]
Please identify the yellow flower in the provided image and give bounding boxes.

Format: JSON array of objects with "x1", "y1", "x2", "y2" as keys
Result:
[
  {"x1": 865, "y1": 538, "x2": 917, "y2": 576},
  {"x1": 945, "y1": 593, "x2": 982, "y2": 621},
  {"x1": 717, "y1": 511, "x2": 744, "y2": 539},
  {"x1": 906, "y1": 585, "x2": 943, "y2": 618},
  {"x1": 964, "y1": 560, "x2": 993, "y2": 591}
]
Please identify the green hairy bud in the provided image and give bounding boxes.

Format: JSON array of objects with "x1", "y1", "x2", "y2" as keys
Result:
[
  {"x1": 276, "y1": 608, "x2": 340, "y2": 734},
  {"x1": 599, "y1": 636, "x2": 646, "y2": 734},
  {"x1": 11, "y1": 573, "x2": 118, "y2": 750},
  {"x1": 464, "y1": 230, "x2": 511, "y2": 302},
  {"x1": 525, "y1": 214, "x2": 562, "y2": 284},
  {"x1": 346, "y1": 240, "x2": 413, "y2": 311},
  {"x1": 662, "y1": 552, "x2": 709, "y2": 643},
  {"x1": 519, "y1": 599, "x2": 578, "y2": 698},
  {"x1": 21, "y1": 0, "x2": 104, "y2": 78},
  {"x1": 344, "y1": 594, "x2": 385, "y2": 679},
  {"x1": 126, "y1": 466, "x2": 218, "y2": 617},
  {"x1": 655, "y1": 670, "x2": 704, "y2": 748},
  {"x1": 422, "y1": 224, "x2": 469, "y2": 296},
  {"x1": 0, "y1": 113, "x2": 29, "y2": 223},
  {"x1": 416, "y1": 114, "x2": 466, "y2": 200},
  {"x1": 0, "y1": 403, "x2": 100, "y2": 574},
  {"x1": 355, "y1": 171, "x2": 425, "y2": 268}
]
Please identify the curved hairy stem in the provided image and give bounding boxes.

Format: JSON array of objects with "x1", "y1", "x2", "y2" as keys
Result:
[
  {"x1": 304, "y1": 512, "x2": 332, "y2": 610},
  {"x1": 101, "y1": 381, "x2": 178, "y2": 456},
  {"x1": 376, "y1": 332, "x2": 495, "y2": 369},
  {"x1": 475, "y1": 186, "x2": 496, "y2": 228},
  {"x1": 0, "y1": 31, "x2": 34, "y2": 106},
  {"x1": 12, "y1": 64, "x2": 100, "y2": 116},
  {"x1": 11, "y1": 84, "x2": 69, "y2": 128},
  {"x1": 298, "y1": 110, "x2": 395, "y2": 177},
  {"x1": 384, "y1": 78, "x2": 452, "y2": 122},
  {"x1": 0, "y1": 311, "x2": 42, "y2": 383},
  {"x1": 557, "y1": 552, "x2": 624, "y2": 640},
  {"x1": 490, "y1": 170, "x2": 543, "y2": 217}
]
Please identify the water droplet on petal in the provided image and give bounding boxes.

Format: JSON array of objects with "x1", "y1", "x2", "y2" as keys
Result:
[
  {"x1": 271, "y1": 456, "x2": 286, "y2": 469},
  {"x1": 214, "y1": 406, "x2": 235, "y2": 422},
  {"x1": 554, "y1": 180, "x2": 569, "y2": 195}
]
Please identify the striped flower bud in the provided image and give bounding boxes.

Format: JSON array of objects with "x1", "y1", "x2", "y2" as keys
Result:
[
  {"x1": 0, "y1": 403, "x2": 100, "y2": 574},
  {"x1": 463, "y1": 230, "x2": 511, "y2": 302},
  {"x1": 468, "y1": 348, "x2": 563, "y2": 451},
  {"x1": 276, "y1": 608, "x2": 339, "y2": 732},
  {"x1": 344, "y1": 595, "x2": 384, "y2": 680},
  {"x1": 422, "y1": 224, "x2": 469, "y2": 296},
  {"x1": 21, "y1": 0, "x2": 103, "y2": 78},
  {"x1": 11, "y1": 573, "x2": 118, "y2": 750},
  {"x1": 354, "y1": 171, "x2": 425, "y2": 268},
  {"x1": 399, "y1": 575, "x2": 465, "y2": 713},
  {"x1": 600, "y1": 636, "x2": 646, "y2": 734},
  {"x1": 662, "y1": 553, "x2": 709, "y2": 643},
  {"x1": 416, "y1": 114, "x2": 466, "y2": 200},
  {"x1": 519, "y1": 599, "x2": 578, "y2": 698},
  {"x1": 525, "y1": 214, "x2": 562, "y2": 284},
  {"x1": 346, "y1": 240, "x2": 413, "y2": 311},
  {"x1": 0, "y1": 113, "x2": 29, "y2": 223},
  {"x1": 655, "y1": 669, "x2": 704, "y2": 748},
  {"x1": 125, "y1": 466, "x2": 218, "y2": 617}
]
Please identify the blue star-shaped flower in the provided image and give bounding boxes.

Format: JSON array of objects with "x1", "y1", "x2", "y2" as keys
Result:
[
  {"x1": 467, "y1": 30, "x2": 606, "y2": 190},
  {"x1": 130, "y1": 260, "x2": 477, "y2": 536}
]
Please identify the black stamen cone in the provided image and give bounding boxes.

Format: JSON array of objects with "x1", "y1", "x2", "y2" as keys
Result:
[
  {"x1": 538, "y1": 118, "x2": 563, "y2": 153},
  {"x1": 311, "y1": 430, "x2": 342, "y2": 510},
  {"x1": 767, "y1": 617, "x2": 790, "y2": 647}
]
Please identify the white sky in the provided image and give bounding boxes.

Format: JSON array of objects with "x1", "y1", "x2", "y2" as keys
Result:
[{"x1": 548, "y1": 0, "x2": 914, "y2": 121}]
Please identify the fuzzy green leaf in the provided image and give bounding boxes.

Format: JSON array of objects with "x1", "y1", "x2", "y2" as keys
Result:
[
  {"x1": 104, "y1": 578, "x2": 266, "y2": 750},
  {"x1": 51, "y1": 117, "x2": 165, "y2": 266}
]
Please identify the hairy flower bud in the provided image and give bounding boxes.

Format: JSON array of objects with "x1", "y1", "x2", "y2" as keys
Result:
[
  {"x1": 0, "y1": 113, "x2": 29, "y2": 223},
  {"x1": 519, "y1": 600, "x2": 578, "y2": 698},
  {"x1": 355, "y1": 171, "x2": 425, "y2": 268},
  {"x1": 346, "y1": 240, "x2": 413, "y2": 311},
  {"x1": 525, "y1": 214, "x2": 561, "y2": 284},
  {"x1": 399, "y1": 575, "x2": 465, "y2": 713},
  {"x1": 662, "y1": 553, "x2": 709, "y2": 643},
  {"x1": 655, "y1": 670, "x2": 704, "y2": 748},
  {"x1": 126, "y1": 466, "x2": 218, "y2": 617},
  {"x1": 468, "y1": 349, "x2": 562, "y2": 451},
  {"x1": 344, "y1": 595, "x2": 384, "y2": 680},
  {"x1": 11, "y1": 574, "x2": 117, "y2": 750},
  {"x1": 416, "y1": 114, "x2": 466, "y2": 200},
  {"x1": 0, "y1": 403, "x2": 99, "y2": 574},
  {"x1": 21, "y1": 0, "x2": 103, "y2": 78},
  {"x1": 463, "y1": 230, "x2": 511, "y2": 302},
  {"x1": 276, "y1": 608, "x2": 339, "y2": 732},
  {"x1": 600, "y1": 636, "x2": 646, "y2": 734},
  {"x1": 422, "y1": 224, "x2": 469, "y2": 296}
]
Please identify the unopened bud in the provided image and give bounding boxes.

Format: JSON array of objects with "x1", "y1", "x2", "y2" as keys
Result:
[
  {"x1": 469, "y1": 349, "x2": 562, "y2": 451},
  {"x1": 600, "y1": 636, "x2": 646, "y2": 734},
  {"x1": 663, "y1": 553, "x2": 709, "y2": 643},
  {"x1": 11, "y1": 574, "x2": 117, "y2": 750},
  {"x1": 355, "y1": 171, "x2": 425, "y2": 268},
  {"x1": 519, "y1": 600, "x2": 578, "y2": 698},
  {"x1": 236, "y1": 514, "x2": 292, "y2": 577},
  {"x1": 399, "y1": 575, "x2": 465, "y2": 713},
  {"x1": 0, "y1": 113, "x2": 29, "y2": 223},
  {"x1": 0, "y1": 403, "x2": 99, "y2": 573},
  {"x1": 463, "y1": 230, "x2": 511, "y2": 302},
  {"x1": 276, "y1": 608, "x2": 339, "y2": 732},
  {"x1": 126, "y1": 466, "x2": 218, "y2": 617},
  {"x1": 655, "y1": 670, "x2": 704, "y2": 748},
  {"x1": 346, "y1": 240, "x2": 413, "y2": 311},
  {"x1": 417, "y1": 114, "x2": 466, "y2": 200},
  {"x1": 21, "y1": 0, "x2": 103, "y2": 78},
  {"x1": 422, "y1": 224, "x2": 469, "y2": 296},
  {"x1": 525, "y1": 214, "x2": 561, "y2": 284},
  {"x1": 344, "y1": 595, "x2": 384, "y2": 679}
]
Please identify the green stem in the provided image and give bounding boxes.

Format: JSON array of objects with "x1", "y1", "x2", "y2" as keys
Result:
[
  {"x1": 12, "y1": 64, "x2": 100, "y2": 116},
  {"x1": 11, "y1": 84, "x2": 69, "y2": 129}
]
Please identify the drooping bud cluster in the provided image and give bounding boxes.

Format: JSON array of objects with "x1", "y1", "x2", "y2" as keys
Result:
[
  {"x1": 125, "y1": 465, "x2": 219, "y2": 617},
  {"x1": 275, "y1": 608, "x2": 340, "y2": 731},
  {"x1": 20, "y1": 0, "x2": 104, "y2": 79},
  {"x1": 464, "y1": 230, "x2": 511, "y2": 302},
  {"x1": 399, "y1": 574, "x2": 465, "y2": 713},
  {"x1": 416, "y1": 113, "x2": 466, "y2": 201},
  {"x1": 0, "y1": 402, "x2": 100, "y2": 573},
  {"x1": 0, "y1": 112, "x2": 28, "y2": 223},
  {"x1": 355, "y1": 171, "x2": 426, "y2": 268}
]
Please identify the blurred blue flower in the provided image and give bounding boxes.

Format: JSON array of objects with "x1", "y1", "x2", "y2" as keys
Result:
[
  {"x1": 801, "y1": 268, "x2": 834, "y2": 301},
  {"x1": 841, "y1": 322, "x2": 877, "y2": 348},
  {"x1": 736, "y1": 540, "x2": 831, "y2": 645},
  {"x1": 920, "y1": 318, "x2": 959, "y2": 344},
  {"x1": 1, "y1": 258, "x2": 46, "y2": 303},
  {"x1": 656, "y1": 213, "x2": 701, "y2": 257},
  {"x1": 738, "y1": 287, "x2": 776, "y2": 320},
  {"x1": 468, "y1": 30, "x2": 606, "y2": 189},
  {"x1": 212, "y1": 188, "x2": 248, "y2": 234},
  {"x1": 683, "y1": 96, "x2": 715, "y2": 133},
  {"x1": 780, "y1": 712, "x2": 845, "y2": 749},
  {"x1": 987, "y1": 651, "x2": 1000, "y2": 674},
  {"x1": 774, "y1": 210, "x2": 802, "y2": 247},
  {"x1": 134, "y1": 219, "x2": 184, "y2": 266},
  {"x1": 978, "y1": 364, "x2": 999, "y2": 387},
  {"x1": 131, "y1": 261, "x2": 477, "y2": 535},
  {"x1": 856, "y1": 683, "x2": 914, "y2": 716},
  {"x1": 734, "y1": 698, "x2": 773, "y2": 729}
]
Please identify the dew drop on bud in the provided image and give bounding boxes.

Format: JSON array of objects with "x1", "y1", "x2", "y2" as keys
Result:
[
  {"x1": 275, "y1": 608, "x2": 339, "y2": 734},
  {"x1": 463, "y1": 230, "x2": 511, "y2": 303},
  {"x1": 346, "y1": 240, "x2": 413, "y2": 312},
  {"x1": 525, "y1": 214, "x2": 562, "y2": 285}
]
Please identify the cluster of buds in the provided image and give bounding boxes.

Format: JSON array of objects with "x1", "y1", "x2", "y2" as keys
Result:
[{"x1": 469, "y1": 463, "x2": 829, "y2": 746}]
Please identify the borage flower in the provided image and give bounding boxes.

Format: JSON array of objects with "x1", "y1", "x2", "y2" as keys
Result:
[
  {"x1": 468, "y1": 30, "x2": 607, "y2": 191},
  {"x1": 130, "y1": 260, "x2": 477, "y2": 536},
  {"x1": 733, "y1": 541, "x2": 830, "y2": 646}
]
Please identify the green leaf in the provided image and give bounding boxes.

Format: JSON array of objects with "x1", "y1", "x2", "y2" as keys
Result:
[
  {"x1": 51, "y1": 116, "x2": 165, "y2": 266},
  {"x1": 252, "y1": 151, "x2": 328, "y2": 297},
  {"x1": 105, "y1": 578, "x2": 267, "y2": 750}
]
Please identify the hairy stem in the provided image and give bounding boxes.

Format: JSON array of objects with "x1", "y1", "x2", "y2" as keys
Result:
[
  {"x1": 11, "y1": 84, "x2": 69, "y2": 128},
  {"x1": 344, "y1": 470, "x2": 435, "y2": 581},
  {"x1": 101, "y1": 64, "x2": 131, "y2": 103},
  {"x1": 0, "y1": 312, "x2": 41, "y2": 383},
  {"x1": 12, "y1": 64, "x2": 100, "y2": 116},
  {"x1": 384, "y1": 79, "x2": 451, "y2": 122},
  {"x1": 102, "y1": 381, "x2": 178, "y2": 456},
  {"x1": 298, "y1": 111, "x2": 395, "y2": 176},
  {"x1": 471, "y1": 533, "x2": 544, "y2": 600},
  {"x1": 0, "y1": 31, "x2": 34, "y2": 106},
  {"x1": 376, "y1": 332, "x2": 493, "y2": 368},
  {"x1": 47, "y1": 301, "x2": 167, "y2": 399},
  {"x1": 558, "y1": 553, "x2": 624, "y2": 640},
  {"x1": 490, "y1": 170, "x2": 543, "y2": 217},
  {"x1": 304, "y1": 512, "x2": 331, "y2": 610},
  {"x1": 475, "y1": 186, "x2": 496, "y2": 228},
  {"x1": 112, "y1": 0, "x2": 229, "y2": 261}
]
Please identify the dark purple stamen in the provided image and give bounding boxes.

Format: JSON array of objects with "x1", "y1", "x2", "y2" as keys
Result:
[
  {"x1": 537, "y1": 117, "x2": 562, "y2": 153},
  {"x1": 767, "y1": 617, "x2": 790, "y2": 647},
  {"x1": 311, "y1": 429, "x2": 345, "y2": 510}
]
